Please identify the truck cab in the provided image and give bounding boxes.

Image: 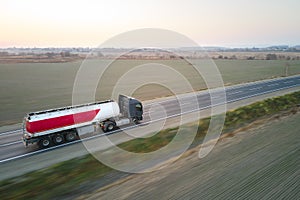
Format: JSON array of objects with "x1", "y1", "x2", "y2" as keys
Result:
[{"x1": 118, "y1": 95, "x2": 143, "y2": 122}]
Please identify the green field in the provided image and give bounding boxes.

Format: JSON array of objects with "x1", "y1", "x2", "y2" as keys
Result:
[{"x1": 0, "y1": 59, "x2": 299, "y2": 126}]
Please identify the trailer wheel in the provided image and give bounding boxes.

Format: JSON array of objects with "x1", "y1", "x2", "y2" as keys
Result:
[
  {"x1": 39, "y1": 137, "x2": 51, "y2": 148},
  {"x1": 53, "y1": 134, "x2": 64, "y2": 145},
  {"x1": 65, "y1": 132, "x2": 76, "y2": 142}
]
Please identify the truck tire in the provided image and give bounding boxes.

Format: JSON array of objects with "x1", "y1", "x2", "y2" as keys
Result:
[
  {"x1": 53, "y1": 134, "x2": 64, "y2": 145},
  {"x1": 103, "y1": 122, "x2": 115, "y2": 132},
  {"x1": 39, "y1": 137, "x2": 51, "y2": 148},
  {"x1": 133, "y1": 117, "x2": 140, "y2": 124},
  {"x1": 65, "y1": 132, "x2": 76, "y2": 142}
]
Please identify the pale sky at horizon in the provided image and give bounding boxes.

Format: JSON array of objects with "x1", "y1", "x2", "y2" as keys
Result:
[{"x1": 1, "y1": 0, "x2": 299, "y2": 48}]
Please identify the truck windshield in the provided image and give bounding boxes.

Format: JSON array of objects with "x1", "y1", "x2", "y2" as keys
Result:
[{"x1": 135, "y1": 103, "x2": 142, "y2": 111}]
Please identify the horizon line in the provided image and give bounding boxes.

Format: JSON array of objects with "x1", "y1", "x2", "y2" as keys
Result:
[{"x1": 0, "y1": 44, "x2": 299, "y2": 49}]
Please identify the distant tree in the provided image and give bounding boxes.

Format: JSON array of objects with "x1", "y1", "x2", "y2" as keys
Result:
[
  {"x1": 218, "y1": 55, "x2": 223, "y2": 59},
  {"x1": 0, "y1": 51, "x2": 9, "y2": 56},
  {"x1": 46, "y1": 52, "x2": 55, "y2": 58},
  {"x1": 60, "y1": 51, "x2": 71, "y2": 57},
  {"x1": 230, "y1": 55, "x2": 237, "y2": 59},
  {"x1": 266, "y1": 54, "x2": 277, "y2": 60},
  {"x1": 247, "y1": 56, "x2": 255, "y2": 60}
]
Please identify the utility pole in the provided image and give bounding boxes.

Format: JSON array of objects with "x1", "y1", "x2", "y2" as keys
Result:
[{"x1": 285, "y1": 62, "x2": 290, "y2": 77}]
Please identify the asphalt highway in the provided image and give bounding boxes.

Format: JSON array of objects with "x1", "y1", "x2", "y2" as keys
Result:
[{"x1": 0, "y1": 75, "x2": 299, "y2": 180}]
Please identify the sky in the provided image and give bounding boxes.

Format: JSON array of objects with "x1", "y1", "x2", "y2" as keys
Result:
[{"x1": 1, "y1": 0, "x2": 299, "y2": 48}]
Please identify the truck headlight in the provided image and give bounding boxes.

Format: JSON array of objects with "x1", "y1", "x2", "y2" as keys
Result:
[{"x1": 23, "y1": 133, "x2": 31, "y2": 139}]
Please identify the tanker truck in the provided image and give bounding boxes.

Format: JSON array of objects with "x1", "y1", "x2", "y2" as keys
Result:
[{"x1": 22, "y1": 95, "x2": 143, "y2": 148}]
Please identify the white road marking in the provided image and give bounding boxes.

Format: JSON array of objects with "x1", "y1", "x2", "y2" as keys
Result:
[
  {"x1": 249, "y1": 87, "x2": 262, "y2": 91},
  {"x1": 0, "y1": 129, "x2": 22, "y2": 136},
  {"x1": 229, "y1": 90, "x2": 243, "y2": 95},
  {"x1": 0, "y1": 141, "x2": 21, "y2": 147},
  {"x1": 180, "y1": 102, "x2": 191, "y2": 106},
  {"x1": 268, "y1": 83, "x2": 279, "y2": 87}
]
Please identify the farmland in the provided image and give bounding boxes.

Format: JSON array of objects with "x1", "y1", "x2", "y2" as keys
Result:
[{"x1": 0, "y1": 59, "x2": 300, "y2": 126}]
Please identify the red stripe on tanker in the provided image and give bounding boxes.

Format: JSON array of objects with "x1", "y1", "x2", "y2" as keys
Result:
[
  {"x1": 25, "y1": 101, "x2": 120, "y2": 134},
  {"x1": 26, "y1": 109, "x2": 100, "y2": 133}
]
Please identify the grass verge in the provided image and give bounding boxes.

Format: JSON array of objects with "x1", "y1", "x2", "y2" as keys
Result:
[{"x1": 1, "y1": 91, "x2": 300, "y2": 199}]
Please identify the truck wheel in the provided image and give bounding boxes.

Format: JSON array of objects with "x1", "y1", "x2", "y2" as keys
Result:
[
  {"x1": 65, "y1": 132, "x2": 76, "y2": 142},
  {"x1": 133, "y1": 117, "x2": 140, "y2": 124},
  {"x1": 53, "y1": 134, "x2": 64, "y2": 145},
  {"x1": 103, "y1": 122, "x2": 115, "y2": 132},
  {"x1": 39, "y1": 137, "x2": 51, "y2": 148}
]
